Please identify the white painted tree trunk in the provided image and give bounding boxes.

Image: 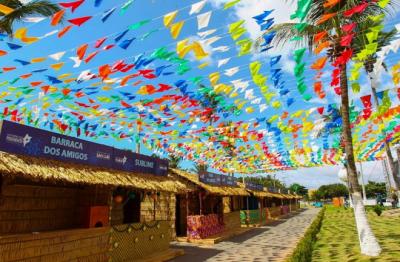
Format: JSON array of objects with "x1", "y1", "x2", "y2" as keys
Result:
[{"x1": 352, "y1": 192, "x2": 382, "y2": 256}]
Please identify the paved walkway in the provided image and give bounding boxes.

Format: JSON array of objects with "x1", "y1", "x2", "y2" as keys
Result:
[{"x1": 169, "y1": 208, "x2": 320, "y2": 262}]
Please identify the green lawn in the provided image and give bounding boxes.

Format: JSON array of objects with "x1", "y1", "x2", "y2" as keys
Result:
[{"x1": 312, "y1": 206, "x2": 400, "y2": 262}]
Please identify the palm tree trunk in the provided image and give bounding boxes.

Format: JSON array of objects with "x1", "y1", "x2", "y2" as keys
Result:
[
  {"x1": 340, "y1": 64, "x2": 381, "y2": 256},
  {"x1": 368, "y1": 73, "x2": 400, "y2": 191}
]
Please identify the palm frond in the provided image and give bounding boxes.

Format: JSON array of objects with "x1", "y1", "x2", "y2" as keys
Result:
[{"x1": 0, "y1": 0, "x2": 61, "y2": 36}]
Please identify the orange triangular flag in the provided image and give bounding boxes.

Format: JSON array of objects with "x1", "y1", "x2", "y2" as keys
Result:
[
  {"x1": 77, "y1": 44, "x2": 88, "y2": 60},
  {"x1": 316, "y1": 12, "x2": 336, "y2": 25},
  {"x1": 311, "y1": 57, "x2": 328, "y2": 70},
  {"x1": 51, "y1": 10, "x2": 65, "y2": 26},
  {"x1": 31, "y1": 57, "x2": 46, "y2": 63},
  {"x1": 58, "y1": 25, "x2": 73, "y2": 38},
  {"x1": 314, "y1": 40, "x2": 330, "y2": 55},
  {"x1": 314, "y1": 31, "x2": 327, "y2": 43},
  {"x1": 323, "y1": 0, "x2": 341, "y2": 8},
  {"x1": 50, "y1": 62, "x2": 65, "y2": 71}
]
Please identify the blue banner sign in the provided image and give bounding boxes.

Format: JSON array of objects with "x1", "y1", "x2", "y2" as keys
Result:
[
  {"x1": 220, "y1": 174, "x2": 238, "y2": 187},
  {"x1": 199, "y1": 172, "x2": 238, "y2": 187},
  {"x1": 268, "y1": 187, "x2": 278, "y2": 193},
  {"x1": 245, "y1": 181, "x2": 264, "y2": 191},
  {"x1": 0, "y1": 120, "x2": 168, "y2": 176},
  {"x1": 199, "y1": 172, "x2": 221, "y2": 186}
]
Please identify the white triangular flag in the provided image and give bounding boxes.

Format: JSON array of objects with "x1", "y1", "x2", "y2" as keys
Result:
[
  {"x1": 259, "y1": 104, "x2": 268, "y2": 112},
  {"x1": 77, "y1": 70, "x2": 93, "y2": 82},
  {"x1": 22, "y1": 17, "x2": 46, "y2": 23},
  {"x1": 224, "y1": 67, "x2": 239, "y2": 76},
  {"x1": 231, "y1": 79, "x2": 249, "y2": 92},
  {"x1": 197, "y1": 11, "x2": 211, "y2": 30},
  {"x1": 213, "y1": 46, "x2": 230, "y2": 52},
  {"x1": 391, "y1": 39, "x2": 400, "y2": 53},
  {"x1": 41, "y1": 30, "x2": 58, "y2": 38},
  {"x1": 202, "y1": 36, "x2": 221, "y2": 46},
  {"x1": 245, "y1": 89, "x2": 255, "y2": 100},
  {"x1": 251, "y1": 98, "x2": 262, "y2": 104},
  {"x1": 69, "y1": 56, "x2": 82, "y2": 68},
  {"x1": 217, "y1": 58, "x2": 230, "y2": 68},
  {"x1": 189, "y1": 0, "x2": 206, "y2": 15},
  {"x1": 198, "y1": 29, "x2": 216, "y2": 38},
  {"x1": 49, "y1": 51, "x2": 66, "y2": 61}
]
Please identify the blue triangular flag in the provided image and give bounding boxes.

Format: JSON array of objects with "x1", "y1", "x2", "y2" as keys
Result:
[
  {"x1": 114, "y1": 29, "x2": 129, "y2": 42},
  {"x1": 287, "y1": 98, "x2": 295, "y2": 107},
  {"x1": 102, "y1": 7, "x2": 116, "y2": 23},
  {"x1": 376, "y1": 91, "x2": 384, "y2": 100},
  {"x1": 119, "y1": 38, "x2": 135, "y2": 49},
  {"x1": 7, "y1": 42, "x2": 22, "y2": 50},
  {"x1": 46, "y1": 75, "x2": 62, "y2": 84},
  {"x1": 14, "y1": 59, "x2": 30, "y2": 66},
  {"x1": 260, "y1": 18, "x2": 274, "y2": 31},
  {"x1": 270, "y1": 55, "x2": 281, "y2": 66},
  {"x1": 252, "y1": 10, "x2": 274, "y2": 24},
  {"x1": 95, "y1": 0, "x2": 103, "y2": 7},
  {"x1": 31, "y1": 69, "x2": 48, "y2": 73}
]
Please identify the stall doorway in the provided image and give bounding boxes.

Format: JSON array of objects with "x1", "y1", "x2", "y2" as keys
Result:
[
  {"x1": 175, "y1": 195, "x2": 187, "y2": 236},
  {"x1": 123, "y1": 194, "x2": 141, "y2": 223}
]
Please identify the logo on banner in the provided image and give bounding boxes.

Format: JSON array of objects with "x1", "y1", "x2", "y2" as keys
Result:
[
  {"x1": 96, "y1": 151, "x2": 111, "y2": 160},
  {"x1": 115, "y1": 156, "x2": 127, "y2": 165},
  {"x1": 6, "y1": 133, "x2": 32, "y2": 147}
]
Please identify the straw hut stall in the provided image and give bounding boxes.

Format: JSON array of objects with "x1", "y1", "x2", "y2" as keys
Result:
[
  {"x1": 0, "y1": 120, "x2": 190, "y2": 262},
  {"x1": 239, "y1": 181, "x2": 278, "y2": 227},
  {"x1": 170, "y1": 169, "x2": 249, "y2": 241}
]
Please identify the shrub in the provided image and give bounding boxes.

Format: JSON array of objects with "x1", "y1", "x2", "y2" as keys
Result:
[
  {"x1": 373, "y1": 205, "x2": 384, "y2": 216},
  {"x1": 287, "y1": 207, "x2": 326, "y2": 262}
]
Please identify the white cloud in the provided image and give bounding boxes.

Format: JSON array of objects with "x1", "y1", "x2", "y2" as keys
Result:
[
  {"x1": 211, "y1": 0, "x2": 296, "y2": 39},
  {"x1": 273, "y1": 160, "x2": 386, "y2": 189}
]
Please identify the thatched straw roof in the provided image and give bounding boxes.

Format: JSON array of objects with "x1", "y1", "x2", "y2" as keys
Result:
[
  {"x1": 0, "y1": 152, "x2": 191, "y2": 193},
  {"x1": 170, "y1": 169, "x2": 249, "y2": 196}
]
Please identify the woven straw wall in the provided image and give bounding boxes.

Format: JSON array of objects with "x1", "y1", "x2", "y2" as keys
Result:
[{"x1": 0, "y1": 227, "x2": 109, "y2": 262}]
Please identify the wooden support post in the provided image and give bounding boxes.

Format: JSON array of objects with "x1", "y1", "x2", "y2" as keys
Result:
[
  {"x1": 153, "y1": 193, "x2": 156, "y2": 220},
  {"x1": 199, "y1": 191, "x2": 203, "y2": 215}
]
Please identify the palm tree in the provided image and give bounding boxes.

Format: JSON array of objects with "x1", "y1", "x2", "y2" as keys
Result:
[
  {"x1": 191, "y1": 163, "x2": 208, "y2": 174},
  {"x1": 0, "y1": 0, "x2": 61, "y2": 36},
  {"x1": 260, "y1": 0, "x2": 397, "y2": 256},
  {"x1": 168, "y1": 154, "x2": 182, "y2": 169},
  {"x1": 353, "y1": 25, "x2": 400, "y2": 192}
]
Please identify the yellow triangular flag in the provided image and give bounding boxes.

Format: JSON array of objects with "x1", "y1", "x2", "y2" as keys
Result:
[
  {"x1": 170, "y1": 21, "x2": 184, "y2": 39},
  {"x1": 50, "y1": 62, "x2": 65, "y2": 71},
  {"x1": 164, "y1": 10, "x2": 178, "y2": 28},
  {"x1": 31, "y1": 57, "x2": 46, "y2": 63},
  {"x1": 0, "y1": 4, "x2": 14, "y2": 15}
]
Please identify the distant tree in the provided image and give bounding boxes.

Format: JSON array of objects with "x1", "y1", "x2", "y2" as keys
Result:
[
  {"x1": 317, "y1": 183, "x2": 349, "y2": 199},
  {"x1": 289, "y1": 183, "x2": 308, "y2": 196},
  {"x1": 191, "y1": 163, "x2": 208, "y2": 174},
  {"x1": 310, "y1": 190, "x2": 323, "y2": 201},
  {"x1": 240, "y1": 175, "x2": 287, "y2": 191},
  {"x1": 365, "y1": 181, "x2": 386, "y2": 198},
  {"x1": 168, "y1": 154, "x2": 182, "y2": 169}
]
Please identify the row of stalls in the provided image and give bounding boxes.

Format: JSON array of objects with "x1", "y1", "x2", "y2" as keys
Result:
[
  {"x1": 169, "y1": 169, "x2": 301, "y2": 241},
  {"x1": 0, "y1": 120, "x2": 301, "y2": 261}
]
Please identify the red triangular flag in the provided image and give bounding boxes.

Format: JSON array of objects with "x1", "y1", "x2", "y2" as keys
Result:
[
  {"x1": 94, "y1": 37, "x2": 107, "y2": 48},
  {"x1": 317, "y1": 107, "x2": 324, "y2": 115},
  {"x1": 68, "y1": 16, "x2": 92, "y2": 26},
  {"x1": 360, "y1": 95, "x2": 372, "y2": 108},
  {"x1": 59, "y1": 0, "x2": 85, "y2": 13}
]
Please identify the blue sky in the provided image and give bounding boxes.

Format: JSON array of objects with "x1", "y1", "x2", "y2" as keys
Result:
[{"x1": 1, "y1": 0, "x2": 400, "y2": 188}]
